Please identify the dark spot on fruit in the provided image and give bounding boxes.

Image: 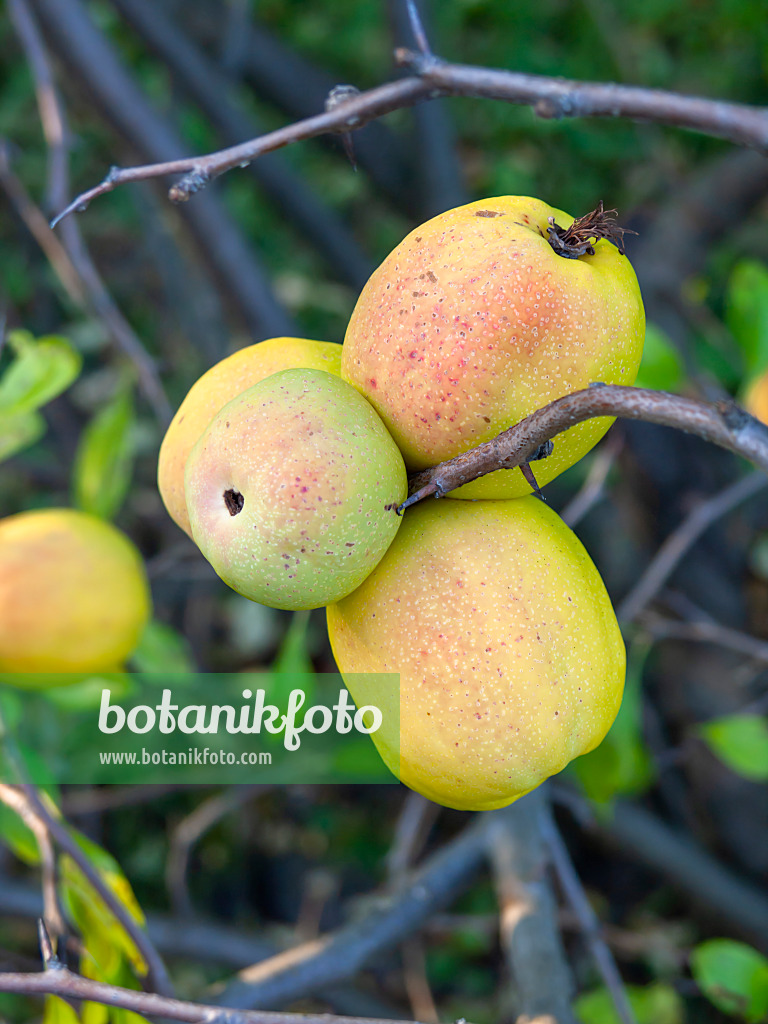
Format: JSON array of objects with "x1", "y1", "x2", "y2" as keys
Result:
[
  {"x1": 345, "y1": 542, "x2": 355, "y2": 547},
  {"x1": 225, "y1": 421, "x2": 230, "y2": 428},
  {"x1": 482, "y1": 416, "x2": 491, "y2": 423},
  {"x1": 369, "y1": 378, "x2": 377, "y2": 389},
  {"x1": 474, "y1": 210, "x2": 503, "y2": 217},
  {"x1": 415, "y1": 236, "x2": 422, "y2": 242},
  {"x1": 426, "y1": 270, "x2": 437, "y2": 283},
  {"x1": 224, "y1": 489, "x2": 244, "y2": 515}
]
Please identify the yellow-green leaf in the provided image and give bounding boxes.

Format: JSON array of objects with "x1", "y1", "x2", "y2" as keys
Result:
[
  {"x1": 0, "y1": 409, "x2": 46, "y2": 462},
  {"x1": 698, "y1": 715, "x2": 768, "y2": 782},
  {"x1": 0, "y1": 330, "x2": 81, "y2": 416},
  {"x1": 72, "y1": 387, "x2": 135, "y2": 520},
  {"x1": 692, "y1": 939, "x2": 768, "y2": 1023}
]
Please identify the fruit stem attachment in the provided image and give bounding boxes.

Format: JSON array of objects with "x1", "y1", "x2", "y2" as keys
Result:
[{"x1": 547, "y1": 201, "x2": 636, "y2": 258}]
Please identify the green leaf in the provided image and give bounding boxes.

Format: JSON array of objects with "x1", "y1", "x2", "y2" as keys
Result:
[
  {"x1": 576, "y1": 982, "x2": 683, "y2": 1024},
  {"x1": 692, "y1": 939, "x2": 768, "y2": 1022},
  {"x1": 726, "y1": 260, "x2": 768, "y2": 377},
  {"x1": 72, "y1": 387, "x2": 136, "y2": 520},
  {"x1": 634, "y1": 324, "x2": 685, "y2": 392},
  {"x1": 59, "y1": 828, "x2": 148, "y2": 982},
  {"x1": 0, "y1": 330, "x2": 81, "y2": 416},
  {"x1": 0, "y1": 409, "x2": 46, "y2": 462},
  {"x1": 698, "y1": 715, "x2": 768, "y2": 782},
  {"x1": 43, "y1": 995, "x2": 81, "y2": 1024},
  {"x1": 570, "y1": 639, "x2": 654, "y2": 804},
  {"x1": 272, "y1": 610, "x2": 314, "y2": 676},
  {"x1": 130, "y1": 620, "x2": 195, "y2": 674},
  {"x1": 0, "y1": 802, "x2": 41, "y2": 864}
]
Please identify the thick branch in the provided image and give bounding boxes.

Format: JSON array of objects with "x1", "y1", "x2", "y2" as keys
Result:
[
  {"x1": 400, "y1": 386, "x2": 768, "y2": 510},
  {"x1": 397, "y1": 49, "x2": 768, "y2": 151},
  {"x1": 487, "y1": 790, "x2": 577, "y2": 1024},
  {"x1": 0, "y1": 967, "x2": 423, "y2": 1024},
  {"x1": 216, "y1": 808, "x2": 499, "y2": 1010}
]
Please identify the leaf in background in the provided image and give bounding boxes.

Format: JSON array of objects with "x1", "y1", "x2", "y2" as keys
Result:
[
  {"x1": 570, "y1": 639, "x2": 655, "y2": 804},
  {"x1": 43, "y1": 996, "x2": 81, "y2": 1024},
  {"x1": 0, "y1": 330, "x2": 82, "y2": 416},
  {"x1": 59, "y1": 829, "x2": 148, "y2": 981},
  {"x1": 72, "y1": 386, "x2": 136, "y2": 520},
  {"x1": 726, "y1": 260, "x2": 768, "y2": 377},
  {"x1": 0, "y1": 802, "x2": 41, "y2": 865},
  {"x1": 0, "y1": 409, "x2": 46, "y2": 462},
  {"x1": 691, "y1": 939, "x2": 768, "y2": 1023},
  {"x1": 130, "y1": 620, "x2": 195, "y2": 674},
  {"x1": 634, "y1": 324, "x2": 685, "y2": 391},
  {"x1": 272, "y1": 609, "x2": 314, "y2": 676},
  {"x1": 698, "y1": 714, "x2": 768, "y2": 782},
  {"x1": 575, "y1": 982, "x2": 683, "y2": 1024}
]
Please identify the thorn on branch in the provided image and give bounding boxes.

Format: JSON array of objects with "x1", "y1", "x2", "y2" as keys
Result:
[
  {"x1": 325, "y1": 85, "x2": 363, "y2": 169},
  {"x1": 547, "y1": 201, "x2": 637, "y2": 257},
  {"x1": 37, "y1": 919, "x2": 62, "y2": 971}
]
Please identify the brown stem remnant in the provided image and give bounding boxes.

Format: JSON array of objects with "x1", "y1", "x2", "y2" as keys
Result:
[{"x1": 547, "y1": 201, "x2": 636, "y2": 258}]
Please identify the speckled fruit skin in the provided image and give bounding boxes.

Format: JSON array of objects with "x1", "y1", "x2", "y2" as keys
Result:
[
  {"x1": 327, "y1": 497, "x2": 625, "y2": 811},
  {"x1": 185, "y1": 368, "x2": 408, "y2": 610},
  {"x1": 0, "y1": 508, "x2": 151, "y2": 678},
  {"x1": 159, "y1": 337, "x2": 342, "y2": 537},
  {"x1": 341, "y1": 196, "x2": 645, "y2": 498}
]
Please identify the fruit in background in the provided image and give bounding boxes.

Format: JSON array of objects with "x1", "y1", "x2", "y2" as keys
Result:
[
  {"x1": 158, "y1": 337, "x2": 342, "y2": 537},
  {"x1": 0, "y1": 508, "x2": 151, "y2": 677},
  {"x1": 328, "y1": 497, "x2": 625, "y2": 811},
  {"x1": 342, "y1": 196, "x2": 645, "y2": 498},
  {"x1": 743, "y1": 371, "x2": 768, "y2": 424},
  {"x1": 185, "y1": 368, "x2": 407, "y2": 610}
]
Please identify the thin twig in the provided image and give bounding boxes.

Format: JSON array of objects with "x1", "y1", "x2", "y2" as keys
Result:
[
  {"x1": 554, "y1": 790, "x2": 768, "y2": 946},
  {"x1": 641, "y1": 610, "x2": 768, "y2": 665},
  {"x1": 561, "y1": 433, "x2": 622, "y2": 528},
  {"x1": 7, "y1": 0, "x2": 171, "y2": 422},
  {"x1": 404, "y1": 0, "x2": 432, "y2": 58},
  {"x1": 110, "y1": 0, "x2": 374, "y2": 290},
  {"x1": 385, "y1": 792, "x2": 442, "y2": 1024},
  {"x1": 3, "y1": 785, "x2": 173, "y2": 997},
  {"x1": 401, "y1": 938, "x2": 439, "y2": 1024},
  {"x1": 0, "y1": 786, "x2": 66, "y2": 950},
  {"x1": 400, "y1": 386, "x2": 768, "y2": 511},
  {"x1": 48, "y1": 41, "x2": 768, "y2": 224},
  {"x1": 0, "y1": 966, "x2": 426, "y2": 1024},
  {"x1": 618, "y1": 469, "x2": 767, "y2": 622},
  {"x1": 385, "y1": 792, "x2": 440, "y2": 883},
  {"x1": 539, "y1": 803, "x2": 637, "y2": 1024},
  {"x1": 32, "y1": 0, "x2": 293, "y2": 339},
  {"x1": 166, "y1": 785, "x2": 269, "y2": 918}
]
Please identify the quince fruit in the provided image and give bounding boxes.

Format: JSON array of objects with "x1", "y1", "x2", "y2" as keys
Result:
[
  {"x1": 341, "y1": 197, "x2": 644, "y2": 497},
  {"x1": 185, "y1": 368, "x2": 407, "y2": 610},
  {"x1": 159, "y1": 337, "x2": 341, "y2": 536},
  {"x1": 0, "y1": 508, "x2": 151, "y2": 678},
  {"x1": 328, "y1": 497, "x2": 624, "y2": 810}
]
